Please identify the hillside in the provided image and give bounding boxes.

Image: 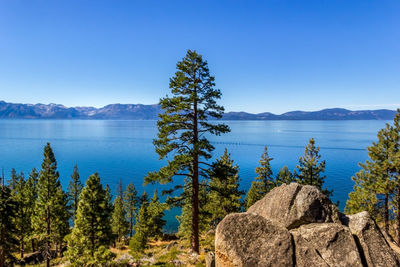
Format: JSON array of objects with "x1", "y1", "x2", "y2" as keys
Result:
[{"x1": 0, "y1": 101, "x2": 396, "y2": 120}]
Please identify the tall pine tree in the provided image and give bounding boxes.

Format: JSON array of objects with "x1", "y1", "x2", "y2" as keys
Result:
[
  {"x1": 0, "y1": 184, "x2": 18, "y2": 267},
  {"x1": 296, "y1": 138, "x2": 331, "y2": 195},
  {"x1": 67, "y1": 164, "x2": 83, "y2": 223},
  {"x1": 245, "y1": 146, "x2": 275, "y2": 210},
  {"x1": 124, "y1": 183, "x2": 139, "y2": 238},
  {"x1": 207, "y1": 149, "x2": 243, "y2": 225},
  {"x1": 130, "y1": 192, "x2": 151, "y2": 252},
  {"x1": 111, "y1": 195, "x2": 129, "y2": 246},
  {"x1": 65, "y1": 173, "x2": 114, "y2": 265},
  {"x1": 33, "y1": 143, "x2": 68, "y2": 267},
  {"x1": 145, "y1": 50, "x2": 230, "y2": 252}
]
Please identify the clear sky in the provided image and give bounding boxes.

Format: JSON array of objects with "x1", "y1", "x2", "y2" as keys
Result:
[{"x1": 0, "y1": 0, "x2": 399, "y2": 114}]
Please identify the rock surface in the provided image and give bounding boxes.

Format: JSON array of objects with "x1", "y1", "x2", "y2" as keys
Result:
[
  {"x1": 247, "y1": 183, "x2": 340, "y2": 229},
  {"x1": 215, "y1": 183, "x2": 400, "y2": 267},
  {"x1": 215, "y1": 213, "x2": 293, "y2": 267},
  {"x1": 291, "y1": 223, "x2": 362, "y2": 266},
  {"x1": 341, "y1": 211, "x2": 400, "y2": 267}
]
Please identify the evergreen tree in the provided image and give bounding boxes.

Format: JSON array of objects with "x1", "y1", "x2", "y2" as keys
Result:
[
  {"x1": 207, "y1": 149, "x2": 243, "y2": 225},
  {"x1": 67, "y1": 164, "x2": 83, "y2": 223},
  {"x1": 296, "y1": 138, "x2": 331, "y2": 195},
  {"x1": 275, "y1": 166, "x2": 295, "y2": 186},
  {"x1": 0, "y1": 185, "x2": 18, "y2": 267},
  {"x1": 123, "y1": 183, "x2": 139, "y2": 238},
  {"x1": 145, "y1": 50, "x2": 230, "y2": 252},
  {"x1": 245, "y1": 146, "x2": 275, "y2": 210},
  {"x1": 130, "y1": 192, "x2": 151, "y2": 252},
  {"x1": 65, "y1": 173, "x2": 114, "y2": 265},
  {"x1": 25, "y1": 168, "x2": 39, "y2": 252},
  {"x1": 111, "y1": 196, "x2": 129, "y2": 246},
  {"x1": 32, "y1": 143, "x2": 68, "y2": 267},
  {"x1": 148, "y1": 190, "x2": 167, "y2": 239},
  {"x1": 390, "y1": 110, "x2": 400, "y2": 242},
  {"x1": 176, "y1": 178, "x2": 210, "y2": 240},
  {"x1": 10, "y1": 171, "x2": 30, "y2": 258},
  {"x1": 8, "y1": 168, "x2": 18, "y2": 190}
]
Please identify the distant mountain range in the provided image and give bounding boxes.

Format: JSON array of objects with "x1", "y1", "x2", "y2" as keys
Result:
[{"x1": 0, "y1": 101, "x2": 396, "y2": 120}]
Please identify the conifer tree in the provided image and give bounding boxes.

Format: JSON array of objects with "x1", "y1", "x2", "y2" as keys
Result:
[
  {"x1": 296, "y1": 138, "x2": 331, "y2": 195},
  {"x1": 275, "y1": 166, "x2": 295, "y2": 186},
  {"x1": 124, "y1": 183, "x2": 139, "y2": 238},
  {"x1": 176, "y1": 178, "x2": 210, "y2": 239},
  {"x1": 67, "y1": 164, "x2": 83, "y2": 223},
  {"x1": 65, "y1": 173, "x2": 114, "y2": 265},
  {"x1": 25, "y1": 168, "x2": 39, "y2": 252},
  {"x1": 245, "y1": 146, "x2": 274, "y2": 210},
  {"x1": 130, "y1": 192, "x2": 151, "y2": 252},
  {"x1": 145, "y1": 50, "x2": 230, "y2": 252},
  {"x1": 11, "y1": 171, "x2": 30, "y2": 258},
  {"x1": 111, "y1": 195, "x2": 129, "y2": 246},
  {"x1": 148, "y1": 190, "x2": 167, "y2": 239},
  {"x1": 8, "y1": 168, "x2": 18, "y2": 190},
  {"x1": 0, "y1": 185, "x2": 18, "y2": 267},
  {"x1": 390, "y1": 110, "x2": 400, "y2": 243},
  {"x1": 32, "y1": 143, "x2": 68, "y2": 267},
  {"x1": 207, "y1": 149, "x2": 243, "y2": 225}
]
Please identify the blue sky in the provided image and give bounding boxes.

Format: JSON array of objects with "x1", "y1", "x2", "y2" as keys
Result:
[{"x1": 0, "y1": 1, "x2": 399, "y2": 113}]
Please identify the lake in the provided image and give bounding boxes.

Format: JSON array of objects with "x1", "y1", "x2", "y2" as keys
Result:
[{"x1": 0, "y1": 119, "x2": 389, "y2": 231}]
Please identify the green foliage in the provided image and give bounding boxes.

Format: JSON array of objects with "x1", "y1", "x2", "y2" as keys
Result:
[
  {"x1": 111, "y1": 196, "x2": 129, "y2": 245},
  {"x1": 130, "y1": 192, "x2": 150, "y2": 252},
  {"x1": 0, "y1": 185, "x2": 18, "y2": 266},
  {"x1": 124, "y1": 183, "x2": 139, "y2": 238},
  {"x1": 148, "y1": 190, "x2": 167, "y2": 239},
  {"x1": 25, "y1": 168, "x2": 39, "y2": 251},
  {"x1": 245, "y1": 146, "x2": 275, "y2": 210},
  {"x1": 176, "y1": 178, "x2": 209, "y2": 239},
  {"x1": 275, "y1": 166, "x2": 296, "y2": 186},
  {"x1": 68, "y1": 164, "x2": 83, "y2": 223},
  {"x1": 32, "y1": 143, "x2": 69, "y2": 265},
  {"x1": 145, "y1": 49, "x2": 229, "y2": 252},
  {"x1": 65, "y1": 172, "x2": 114, "y2": 265},
  {"x1": 346, "y1": 109, "x2": 400, "y2": 239},
  {"x1": 207, "y1": 149, "x2": 243, "y2": 225},
  {"x1": 296, "y1": 138, "x2": 331, "y2": 195}
]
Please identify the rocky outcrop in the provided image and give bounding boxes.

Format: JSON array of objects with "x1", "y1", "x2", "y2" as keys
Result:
[
  {"x1": 215, "y1": 183, "x2": 400, "y2": 267},
  {"x1": 215, "y1": 213, "x2": 293, "y2": 267},
  {"x1": 247, "y1": 183, "x2": 340, "y2": 229},
  {"x1": 291, "y1": 223, "x2": 363, "y2": 266},
  {"x1": 341, "y1": 211, "x2": 400, "y2": 267}
]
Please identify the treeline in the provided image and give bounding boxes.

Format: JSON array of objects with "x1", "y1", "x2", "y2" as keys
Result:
[
  {"x1": 0, "y1": 143, "x2": 167, "y2": 266},
  {"x1": 346, "y1": 109, "x2": 400, "y2": 242},
  {"x1": 0, "y1": 137, "x2": 330, "y2": 266}
]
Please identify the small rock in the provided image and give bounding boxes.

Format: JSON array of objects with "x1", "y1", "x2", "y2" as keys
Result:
[
  {"x1": 206, "y1": 252, "x2": 215, "y2": 267},
  {"x1": 166, "y1": 241, "x2": 178, "y2": 251}
]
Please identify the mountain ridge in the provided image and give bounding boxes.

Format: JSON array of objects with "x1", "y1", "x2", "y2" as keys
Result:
[{"x1": 0, "y1": 101, "x2": 396, "y2": 120}]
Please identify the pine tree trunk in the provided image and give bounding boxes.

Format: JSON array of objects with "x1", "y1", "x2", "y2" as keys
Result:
[
  {"x1": 0, "y1": 227, "x2": 5, "y2": 267},
  {"x1": 397, "y1": 187, "x2": 400, "y2": 244},
  {"x1": 20, "y1": 241, "x2": 24, "y2": 259},
  {"x1": 385, "y1": 192, "x2": 389, "y2": 234},
  {"x1": 191, "y1": 86, "x2": 200, "y2": 254},
  {"x1": 31, "y1": 239, "x2": 35, "y2": 252},
  {"x1": 47, "y1": 207, "x2": 51, "y2": 267}
]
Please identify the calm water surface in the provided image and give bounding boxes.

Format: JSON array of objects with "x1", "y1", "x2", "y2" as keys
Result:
[{"x1": 0, "y1": 120, "x2": 389, "y2": 231}]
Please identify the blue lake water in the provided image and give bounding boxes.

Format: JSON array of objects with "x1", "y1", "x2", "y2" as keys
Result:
[{"x1": 0, "y1": 119, "x2": 389, "y2": 231}]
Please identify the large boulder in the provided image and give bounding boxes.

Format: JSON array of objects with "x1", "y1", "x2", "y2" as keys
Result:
[
  {"x1": 215, "y1": 183, "x2": 400, "y2": 266},
  {"x1": 215, "y1": 213, "x2": 293, "y2": 267},
  {"x1": 247, "y1": 183, "x2": 340, "y2": 229},
  {"x1": 341, "y1": 211, "x2": 400, "y2": 267},
  {"x1": 290, "y1": 223, "x2": 363, "y2": 267}
]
